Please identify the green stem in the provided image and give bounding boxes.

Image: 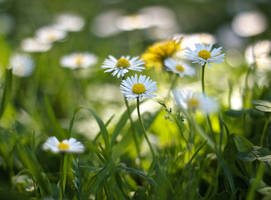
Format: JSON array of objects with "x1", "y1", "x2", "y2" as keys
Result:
[
  {"x1": 260, "y1": 116, "x2": 269, "y2": 146},
  {"x1": 166, "y1": 74, "x2": 178, "y2": 100},
  {"x1": 124, "y1": 96, "x2": 142, "y2": 165},
  {"x1": 201, "y1": 64, "x2": 206, "y2": 94},
  {"x1": 60, "y1": 154, "x2": 68, "y2": 199},
  {"x1": 201, "y1": 64, "x2": 216, "y2": 147},
  {"x1": 136, "y1": 98, "x2": 155, "y2": 159}
]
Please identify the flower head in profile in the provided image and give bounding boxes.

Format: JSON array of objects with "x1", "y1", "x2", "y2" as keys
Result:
[
  {"x1": 60, "y1": 53, "x2": 98, "y2": 69},
  {"x1": 43, "y1": 137, "x2": 84, "y2": 154},
  {"x1": 53, "y1": 13, "x2": 85, "y2": 32},
  {"x1": 141, "y1": 39, "x2": 181, "y2": 71},
  {"x1": 121, "y1": 74, "x2": 157, "y2": 101},
  {"x1": 164, "y1": 58, "x2": 195, "y2": 77},
  {"x1": 21, "y1": 38, "x2": 52, "y2": 52},
  {"x1": 185, "y1": 43, "x2": 225, "y2": 67},
  {"x1": 35, "y1": 26, "x2": 66, "y2": 44},
  {"x1": 102, "y1": 55, "x2": 145, "y2": 78},
  {"x1": 9, "y1": 53, "x2": 35, "y2": 77},
  {"x1": 173, "y1": 89, "x2": 219, "y2": 114}
]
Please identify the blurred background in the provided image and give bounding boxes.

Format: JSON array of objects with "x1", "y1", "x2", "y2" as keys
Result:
[{"x1": 0, "y1": 0, "x2": 270, "y2": 145}]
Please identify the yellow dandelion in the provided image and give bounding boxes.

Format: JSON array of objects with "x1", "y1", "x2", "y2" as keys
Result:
[{"x1": 141, "y1": 39, "x2": 181, "y2": 71}]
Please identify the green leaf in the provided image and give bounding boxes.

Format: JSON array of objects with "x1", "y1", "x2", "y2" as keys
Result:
[
  {"x1": 224, "y1": 109, "x2": 245, "y2": 118},
  {"x1": 251, "y1": 100, "x2": 271, "y2": 108},
  {"x1": 237, "y1": 152, "x2": 256, "y2": 162},
  {"x1": 255, "y1": 106, "x2": 271, "y2": 112},
  {"x1": 111, "y1": 105, "x2": 136, "y2": 147},
  {"x1": 0, "y1": 69, "x2": 12, "y2": 119},
  {"x1": 68, "y1": 106, "x2": 83, "y2": 137},
  {"x1": 232, "y1": 134, "x2": 254, "y2": 152}
]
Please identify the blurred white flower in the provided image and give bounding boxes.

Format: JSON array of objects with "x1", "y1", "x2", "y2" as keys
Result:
[
  {"x1": 245, "y1": 40, "x2": 271, "y2": 70},
  {"x1": 173, "y1": 89, "x2": 219, "y2": 114},
  {"x1": 116, "y1": 14, "x2": 151, "y2": 31},
  {"x1": 21, "y1": 38, "x2": 52, "y2": 52},
  {"x1": 121, "y1": 74, "x2": 157, "y2": 101},
  {"x1": 164, "y1": 58, "x2": 195, "y2": 77},
  {"x1": 185, "y1": 43, "x2": 225, "y2": 67},
  {"x1": 9, "y1": 53, "x2": 35, "y2": 77},
  {"x1": 53, "y1": 13, "x2": 85, "y2": 32},
  {"x1": 91, "y1": 10, "x2": 123, "y2": 37},
  {"x1": 35, "y1": 26, "x2": 66, "y2": 44},
  {"x1": 102, "y1": 55, "x2": 145, "y2": 78},
  {"x1": 60, "y1": 52, "x2": 98, "y2": 69},
  {"x1": 232, "y1": 11, "x2": 267, "y2": 37},
  {"x1": 43, "y1": 136, "x2": 84, "y2": 154}
]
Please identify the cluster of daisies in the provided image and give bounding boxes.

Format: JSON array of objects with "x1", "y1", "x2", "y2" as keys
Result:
[
  {"x1": 141, "y1": 39, "x2": 225, "y2": 114},
  {"x1": 8, "y1": 13, "x2": 98, "y2": 77},
  {"x1": 42, "y1": 40, "x2": 225, "y2": 155}
]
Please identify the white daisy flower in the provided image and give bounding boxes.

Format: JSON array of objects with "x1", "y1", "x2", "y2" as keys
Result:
[
  {"x1": 185, "y1": 43, "x2": 225, "y2": 67},
  {"x1": 35, "y1": 26, "x2": 67, "y2": 44},
  {"x1": 164, "y1": 58, "x2": 195, "y2": 77},
  {"x1": 43, "y1": 136, "x2": 84, "y2": 154},
  {"x1": 9, "y1": 53, "x2": 35, "y2": 77},
  {"x1": 53, "y1": 13, "x2": 85, "y2": 32},
  {"x1": 173, "y1": 89, "x2": 219, "y2": 114},
  {"x1": 60, "y1": 53, "x2": 98, "y2": 69},
  {"x1": 21, "y1": 38, "x2": 52, "y2": 52},
  {"x1": 120, "y1": 74, "x2": 157, "y2": 101},
  {"x1": 102, "y1": 55, "x2": 145, "y2": 78}
]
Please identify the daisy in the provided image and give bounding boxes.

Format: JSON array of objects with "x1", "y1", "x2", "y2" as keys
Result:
[
  {"x1": 120, "y1": 74, "x2": 157, "y2": 101},
  {"x1": 35, "y1": 26, "x2": 66, "y2": 44},
  {"x1": 43, "y1": 137, "x2": 84, "y2": 154},
  {"x1": 9, "y1": 53, "x2": 35, "y2": 77},
  {"x1": 141, "y1": 39, "x2": 181, "y2": 71},
  {"x1": 21, "y1": 38, "x2": 52, "y2": 52},
  {"x1": 185, "y1": 43, "x2": 225, "y2": 67},
  {"x1": 164, "y1": 57, "x2": 195, "y2": 77},
  {"x1": 173, "y1": 89, "x2": 219, "y2": 114},
  {"x1": 60, "y1": 52, "x2": 98, "y2": 69},
  {"x1": 102, "y1": 55, "x2": 145, "y2": 78},
  {"x1": 53, "y1": 13, "x2": 85, "y2": 32}
]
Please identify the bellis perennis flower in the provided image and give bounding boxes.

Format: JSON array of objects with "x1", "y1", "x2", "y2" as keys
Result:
[
  {"x1": 102, "y1": 55, "x2": 145, "y2": 78},
  {"x1": 173, "y1": 89, "x2": 219, "y2": 114},
  {"x1": 120, "y1": 74, "x2": 157, "y2": 101},
  {"x1": 9, "y1": 53, "x2": 35, "y2": 77},
  {"x1": 43, "y1": 137, "x2": 84, "y2": 154},
  {"x1": 60, "y1": 52, "x2": 98, "y2": 69},
  {"x1": 164, "y1": 58, "x2": 195, "y2": 77},
  {"x1": 185, "y1": 43, "x2": 225, "y2": 67}
]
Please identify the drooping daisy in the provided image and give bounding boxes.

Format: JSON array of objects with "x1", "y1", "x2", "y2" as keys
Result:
[
  {"x1": 35, "y1": 26, "x2": 67, "y2": 44},
  {"x1": 102, "y1": 55, "x2": 145, "y2": 78},
  {"x1": 60, "y1": 53, "x2": 98, "y2": 69},
  {"x1": 141, "y1": 39, "x2": 181, "y2": 71},
  {"x1": 120, "y1": 74, "x2": 157, "y2": 101},
  {"x1": 164, "y1": 58, "x2": 195, "y2": 77},
  {"x1": 43, "y1": 137, "x2": 84, "y2": 154},
  {"x1": 173, "y1": 89, "x2": 219, "y2": 114},
  {"x1": 9, "y1": 53, "x2": 35, "y2": 77},
  {"x1": 21, "y1": 38, "x2": 52, "y2": 52},
  {"x1": 185, "y1": 43, "x2": 225, "y2": 67},
  {"x1": 53, "y1": 13, "x2": 85, "y2": 32}
]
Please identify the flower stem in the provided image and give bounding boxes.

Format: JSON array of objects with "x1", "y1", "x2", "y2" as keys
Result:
[
  {"x1": 136, "y1": 98, "x2": 155, "y2": 159},
  {"x1": 124, "y1": 96, "x2": 142, "y2": 165},
  {"x1": 60, "y1": 154, "x2": 68, "y2": 199},
  {"x1": 260, "y1": 116, "x2": 269, "y2": 146},
  {"x1": 201, "y1": 64, "x2": 216, "y2": 147},
  {"x1": 201, "y1": 64, "x2": 206, "y2": 94},
  {"x1": 166, "y1": 73, "x2": 178, "y2": 100}
]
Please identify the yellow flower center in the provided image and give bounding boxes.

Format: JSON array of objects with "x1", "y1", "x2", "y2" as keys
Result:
[
  {"x1": 58, "y1": 142, "x2": 70, "y2": 150},
  {"x1": 48, "y1": 35, "x2": 56, "y2": 41},
  {"x1": 75, "y1": 56, "x2": 84, "y2": 65},
  {"x1": 187, "y1": 98, "x2": 200, "y2": 108},
  {"x1": 132, "y1": 83, "x2": 146, "y2": 94},
  {"x1": 175, "y1": 65, "x2": 184, "y2": 72},
  {"x1": 198, "y1": 50, "x2": 211, "y2": 60},
  {"x1": 116, "y1": 58, "x2": 130, "y2": 68}
]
